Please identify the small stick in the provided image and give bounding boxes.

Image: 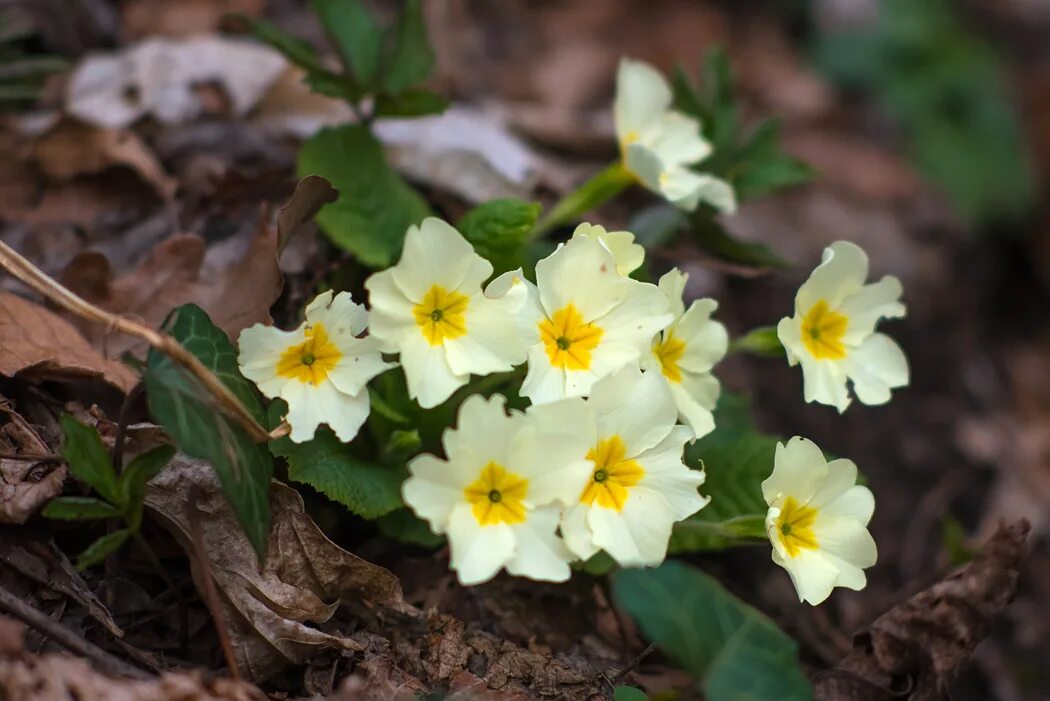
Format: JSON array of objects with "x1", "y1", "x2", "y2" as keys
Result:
[
  {"x1": 608, "y1": 642, "x2": 657, "y2": 686},
  {"x1": 0, "y1": 241, "x2": 270, "y2": 443},
  {"x1": 0, "y1": 581, "x2": 150, "y2": 679},
  {"x1": 186, "y1": 486, "x2": 241, "y2": 681}
]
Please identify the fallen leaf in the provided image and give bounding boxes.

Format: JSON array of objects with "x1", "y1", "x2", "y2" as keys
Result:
[
  {"x1": 0, "y1": 397, "x2": 66, "y2": 524},
  {"x1": 275, "y1": 175, "x2": 338, "y2": 252},
  {"x1": 251, "y1": 67, "x2": 354, "y2": 140},
  {"x1": 122, "y1": 0, "x2": 264, "y2": 39},
  {"x1": 0, "y1": 293, "x2": 138, "y2": 392},
  {"x1": 32, "y1": 119, "x2": 176, "y2": 200},
  {"x1": 66, "y1": 37, "x2": 286, "y2": 129},
  {"x1": 143, "y1": 456, "x2": 411, "y2": 682},
  {"x1": 813, "y1": 520, "x2": 1030, "y2": 700}
]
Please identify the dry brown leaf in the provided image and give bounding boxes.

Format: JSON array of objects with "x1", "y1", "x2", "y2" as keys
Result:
[
  {"x1": 0, "y1": 292, "x2": 138, "y2": 392},
  {"x1": 813, "y1": 520, "x2": 1030, "y2": 701},
  {"x1": 122, "y1": 0, "x2": 264, "y2": 39},
  {"x1": 32, "y1": 119, "x2": 176, "y2": 200},
  {"x1": 0, "y1": 398, "x2": 66, "y2": 524},
  {"x1": 143, "y1": 457, "x2": 411, "y2": 682},
  {"x1": 66, "y1": 37, "x2": 286, "y2": 129},
  {"x1": 60, "y1": 226, "x2": 281, "y2": 360}
]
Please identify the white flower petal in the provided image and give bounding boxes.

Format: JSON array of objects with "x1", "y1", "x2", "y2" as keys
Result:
[
  {"x1": 535, "y1": 237, "x2": 626, "y2": 322},
  {"x1": 571, "y1": 223, "x2": 645, "y2": 277},
  {"x1": 442, "y1": 394, "x2": 522, "y2": 475},
  {"x1": 281, "y1": 379, "x2": 356, "y2": 443},
  {"x1": 671, "y1": 370, "x2": 720, "y2": 438},
  {"x1": 588, "y1": 366, "x2": 676, "y2": 455},
  {"x1": 642, "y1": 112, "x2": 711, "y2": 168},
  {"x1": 838, "y1": 276, "x2": 906, "y2": 345},
  {"x1": 305, "y1": 290, "x2": 369, "y2": 337},
  {"x1": 812, "y1": 517, "x2": 878, "y2": 570},
  {"x1": 657, "y1": 268, "x2": 688, "y2": 317},
  {"x1": 390, "y1": 218, "x2": 492, "y2": 302},
  {"x1": 237, "y1": 323, "x2": 303, "y2": 397},
  {"x1": 447, "y1": 504, "x2": 515, "y2": 586},
  {"x1": 614, "y1": 58, "x2": 673, "y2": 142},
  {"x1": 841, "y1": 333, "x2": 909, "y2": 406},
  {"x1": 520, "y1": 343, "x2": 569, "y2": 404},
  {"x1": 777, "y1": 315, "x2": 803, "y2": 366},
  {"x1": 518, "y1": 398, "x2": 594, "y2": 506},
  {"x1": 807, "y1": 458, "x2": 858, "y2": 510},
  {"x1": 444, "y1": 293, "x2": 527, "y2": 376},
  {"x1": 761, "y1": 437, "x2": 828, "y2": 506},
  {"x1": 800, "y1": 355, "x2": 852, "y2": 412},
  {"x1": 594, "y1": 279, "x2": 673, "y2": 352},
  {"x1": 326, "y1": 336, "x2": 395, "y2": 397},
  {"x1": 819, "y1": 484, "x2": 875, "y2": 525},
  {"x1": 635, "y1": 425, "x2": 708, "y2": 521},
  {"x1": 364, "y1": 270, "x2": 417, "y2": 353},
  {"x1": 590, "y1": 489, "x2": 676, "y2": 567},
  {"x1": 776, "y1": 547, "x2": 840, "y2": 605},
  {"x1": 674, "y1": 299, "x2": 728, "y2": 374},
  {"x1": 506, "y1": 507, "x2": 573, "y2": 582},
  {"x1": 796, "y1": 241, "x2": 869, "y2": 314},
  {"x1": 399, "y1": 332, "x2": 469, "y2": 408},
  {"x1": 560, "y1": 503, "x2": 600, "y2": 561},
  {"x1": 403, "y1": 454, "x2": 468, "y2": 533}
]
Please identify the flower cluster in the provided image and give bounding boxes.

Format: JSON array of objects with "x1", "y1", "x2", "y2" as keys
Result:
[{"x1": 237, "y1": 57, "x2": 908, "y2": 605}]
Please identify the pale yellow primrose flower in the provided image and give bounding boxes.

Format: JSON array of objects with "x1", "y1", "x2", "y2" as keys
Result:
[
  {"x1": 402, "y1": 394, "x2": 592, "y2": 585},
  {"x1": 365, "y1": 217, "x2": 528, "y2": 409},
  {"x1": 761, "y1": 437, "x2": 877, "y2": 605},
  {"x1": 238, "y1": 291, "x2": 394, "y2": 443},
  {"x1": 641, "y1": 269, "x2": 728, "y2": 439},
  {"x1": 559, "y1": 366, "x2": 708, "y2": 567},
  {"x1": 777, "y1": 241, "x2": 908, "y2": 413},
  {"x1": 505, "y1": 235, "x2": 673, "y2": 405},
  {"x1": 615, "y1": 57, "x2": 736, "y2": 213},
  {"x1": 570, "y1": 222, "x2": 644, "y2": 277}
]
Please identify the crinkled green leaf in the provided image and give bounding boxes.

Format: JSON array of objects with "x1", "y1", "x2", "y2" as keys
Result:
[
  {"x1": 270, "y1": 404, "x2": 404, "y2": 520},
  {"x1": 298, "y1": 124, "x2": 430, "y2": 267},
  {"x1": 43, "y1": 497, "x2": 122, "y2": 521},
  {"x1": 374, "y1": 88, "x2": 448, "y2": 118},
  {"x1": 77, "y1": 529, "x2": 131, "y2": 570},
  {"x1": 376, "y1": 508, "x2": 443, "y2": 548},
  {"x1": 313, "y1": 0, "x2": 383, "y2": 88},
  {"x1": 614, "y1": 561, "x2": 813, "y2": 701},
  {"x1": 143, "y1": 304, "x2": 272, "y2": 558},
  {"x1": 120, "y1": 444, "x2": 176, "y2": 531},
  {"x1": 59, "y1": 415, "x2": 120, "y2": 507},
  {"x1": 457, "y1": 198, "x2": 541, "y2": 274},
  {"x1": 669, "y1": 393, "x2": 778, "y2": 553},
  {"x1": 382, "y1": 0, "x2": 434, "y2": 93}
]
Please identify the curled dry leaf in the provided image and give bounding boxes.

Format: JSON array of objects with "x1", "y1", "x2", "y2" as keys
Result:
[
  {"x1": 813, "y1": 520, "x2": 1030, "y2": 701},
  {"x1": 143, "y1": 456, "x2": 411, "y2": 682},
  {"x1": 66, "y1": 37, "x2": 287, "y2": 129},
  {"x1": 0, "y1": 621, "x2": 267, "y2": 701},
  {"x1": 0, "y1": 293, "x2": 138, "y2": 392},
  {"x1": 31, "y1": 119, "x2": 176, "y2": 200},
  {"x1": 0, "y1": 397, "x2": 66, "y2": 524}
]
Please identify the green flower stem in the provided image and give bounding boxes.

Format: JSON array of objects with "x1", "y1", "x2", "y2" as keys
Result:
[
  {"x1": 727, "y1": 325, "x2": 784, "y2": 357},
  {"x1": 673, "y1": 514, "x2": 769, "y2": 545},
  {"x1": 530, "y1": 161, "x2": 635, "y2": 240}
]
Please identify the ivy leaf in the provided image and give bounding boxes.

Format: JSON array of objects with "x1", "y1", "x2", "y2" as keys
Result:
[
  {"x1": 77, "y1": 529, "x2": 131, "y2": 570},
  {"x1": 59, "y1": 415, "x2": 120, "y2": 507},
  {"x1": 143, "y1": 305, "x2": 272, "y2": 558},
  {"x1": 43, "y1": 497, "x2": 122, "y2": 521},
  {"x1": 270, "y1": 405, "x2": 404, "y2": 520},
  {"x1": 457, "y1": 198, "x2": 541, "y2": 274},
  {"x1": 119, "y1": 444, "x2": 176, "y2": 531},
  {"x1": 313, "y1": 0, "x2": 383, "y2": 88},
  {"x1": 376, "y1": 508, "x2": 443, "y2": 548},
  {"x1": 374, "y1": 89, "x2": 449, "y2": 118},
  {"x1": 298, "y1": 124, "x2": 431, "y2": 268},
  {"x1": 669, "y1": 393, "x2": 779, "y2": 553},
  {"x1": 613, "y1": 561, "x2": 813, "y2": 701},
  {"x1": 382, "y1": 0, "x2": 434, "y2": 93}
]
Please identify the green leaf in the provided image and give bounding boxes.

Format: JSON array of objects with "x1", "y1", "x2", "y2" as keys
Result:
[
  {"x1": 376, "y1": 508, "x2": 443, "y2": 548},
  {"x1": 575, "y1": 550, "x2": 617, "y2": 576},
  {"x1": 669, "y1": 393, "x2": 779, "y2": 553},
  {"x1": 613, "y1": 562, "x2": 813, "y2": 701},
  {"x1": 614, "y1": 687, "x2": 649, "y2": 701},
  {"x1": 313, "y1": 0, "x2": 383, "y2": 88},
  {"x1": 298, "y1": 124, "x2": 431, "y2": 267},
  {"x1": 729, "y1": 325, "x2": 785, "y2": 357},
  {"x1": 241, "y1": 16, "x2": 328, "y2": 74},
  {"x1": 120, "y1": 444, "x2": 176, "y2": 531},
  {"x1": 77, "y1": 529, "x2": 131, "y2": 570},
  {"x1": 731, "y1": 121, "x2": 815, "y2": 201},
  {"x1": 692, "y1": 216, "x2": 790, "y2": 269},
  {"x1": 270, "y1": 409, "x2": 404, "y2": 520},
  {"x1": 59, "y1": 415, "x2": 120, "y2": 506},
  {"x1": 373, "y1": 88, "x2": 448, "y2": 118},
  {"x1": 457, "y1": 198, "x2": 541, "y2": 274},
  {"x1": 382, "y1": 0, "x2": 434, "y2": 92},
  {"x1": 143, "y1": 305, "x2": 273, "y2": 558},
  {"x1": 43, "y1": 497, "x2": 122, "y2": 521}
]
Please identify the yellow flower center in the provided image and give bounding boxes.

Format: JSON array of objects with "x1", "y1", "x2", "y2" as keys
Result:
[
  {"x1": 801, "y1": 300, "x2": 848, "y2": 360},
  {"x1": 413, "y1": 284, "x2": 469, "y2": 346},
  {"x1": 580, "y1": 435, "x2": 645, "y2": 512},
  {"x1": 653, "y1": 332, "x2": 686, "y2": 383},
  {"x1": 775, "y1": 496, "x2": 819, "y2": 558},
  {"x1": 275, "y1": 322, "x2": 342, "y2": 385},
  {"x1": 464, "y1": 462, "x2": 529, "y2": 526},
  {"x1": 539, "y1": 304, "x2": 603, "y2": 371}
]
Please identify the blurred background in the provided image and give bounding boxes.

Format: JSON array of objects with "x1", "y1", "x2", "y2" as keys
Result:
[{"x1": 1, "y1": 0, "x2": 1048, "y2": 698}]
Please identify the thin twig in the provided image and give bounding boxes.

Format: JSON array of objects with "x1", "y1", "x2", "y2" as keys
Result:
[
  {"x1": 0, "y1": 241, "x2": 270, "y2": 443},
  {"x1": 0, "y1": 580, "x2": 151, "y2": 679},
  {"x1": 132, "y1": 533, "x2": 188, "y2": 657},
  {"x1": 608, "y1": 642, "x2": 657, "y2": 686},
  {"x1": 186, "y1": 486, "x2": 240, "y2": 681}
]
